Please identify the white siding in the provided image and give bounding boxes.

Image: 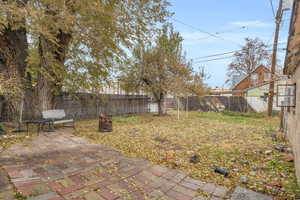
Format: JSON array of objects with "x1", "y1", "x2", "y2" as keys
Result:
[{"x1": 246, "y1": 96, "x2": 280, "y2": 112}]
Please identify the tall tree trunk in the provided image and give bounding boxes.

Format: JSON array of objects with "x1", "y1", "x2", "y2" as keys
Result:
[
  {"x1": 36, "y1": 75, "x2": 55, "y2": 113},
  {"x1": 157, "y1": 93, "x2": 165, "y2": 116},
  {"x1": 157, "y1": 100, "x2": 163, "y2": 116},
  {"x1": 0, "y1": 28, "x2": 27, "y2": 78},
  {"x1": 0, "y1": 9, "x2": 29, "y2": 121},
  {"x1": 36, "y1": 36, "x2": 56, "y2": 113},
  {"x1": 35, "y1": 31, "x2": 72, "y2": 115}
]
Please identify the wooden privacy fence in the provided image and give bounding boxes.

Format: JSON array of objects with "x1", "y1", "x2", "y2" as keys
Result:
[{"x1": 0, "y1": 93, "x2": 150, "y2": 121}]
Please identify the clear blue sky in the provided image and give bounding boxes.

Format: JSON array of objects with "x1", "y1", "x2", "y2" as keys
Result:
[{"x1": 168, "y1": 0, "x2": 292, "y2": 88}]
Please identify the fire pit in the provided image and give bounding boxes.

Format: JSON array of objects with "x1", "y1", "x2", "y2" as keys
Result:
[{"x1": 98, "y1": 114, "x2": 112, "y2": 132}]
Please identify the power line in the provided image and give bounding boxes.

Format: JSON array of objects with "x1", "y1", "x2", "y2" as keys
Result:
[
  {"x1": 171, "y1": 18, "x2": 242, "y2": 45},
  {"x1": 194, "y1": 56, "x2": 235, "y2": 63},
  {"x1": 195, "y1": 26, "x2": 247, "y2": 41},
  {"x1": 193, "y1": 51, "x2": 239, "y2": 60},
  {"x1": 193, "y1": 45, "x2": 287, "y2": 60},
  {"x1": 171, "y1": 17, "x2": 288, "y2": 46},
  {"x1": 193, "y1": 48, "x2": 287, "y2": 63},
  {"x1": 171, "y1": 18, "x2": 221, "y2": 39},
  {"x1": 172, "y1": 18, "x2": 223, "y2": 39},
  {"x1": 269, "y1": 0, "x2": 276, "y2": 18}
]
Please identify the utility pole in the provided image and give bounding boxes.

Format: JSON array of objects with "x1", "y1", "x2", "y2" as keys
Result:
[{"x1": 268, "y1": 0, "x2": 283, "y2": 117}]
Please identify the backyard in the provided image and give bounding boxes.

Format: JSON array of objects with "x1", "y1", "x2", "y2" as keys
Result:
[
  {"x1": 72, "y1": 111, "x2": 298, "y2": 199},
  {"x1": 0, "y1": 111, "x2": 298, "y2": 199},
  {"x1": 1, "y1": 1, "x2": 299, "y2": 199}
]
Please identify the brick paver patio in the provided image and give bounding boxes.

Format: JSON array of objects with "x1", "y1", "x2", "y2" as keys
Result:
[{"x1": 0, "y1": 129, "x2": 273, "y2": 200}]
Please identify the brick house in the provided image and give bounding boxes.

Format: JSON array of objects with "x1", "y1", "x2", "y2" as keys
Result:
[
  {"x1": 282, "y1": 0, "x2": 300, "y2": 184},
  {"x1": 232, "y1": 65, "x2": 271, "y2": 96}
]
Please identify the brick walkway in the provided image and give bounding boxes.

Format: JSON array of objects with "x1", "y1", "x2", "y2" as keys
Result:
[{"x1": 0, "y1": 130, "x2": 272, "y2": 200}]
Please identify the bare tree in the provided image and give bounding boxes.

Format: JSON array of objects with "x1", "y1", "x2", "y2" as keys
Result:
[{"x1": 226, "y1": 38, "x2": 270, "y2": 86}]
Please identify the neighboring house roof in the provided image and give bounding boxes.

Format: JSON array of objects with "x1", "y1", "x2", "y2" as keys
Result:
[
  {"x1": 231, "y1": 74, "x2": 246, "y2": 88},
  {"x1": 284, "y1": 0, "x2": 300, "y2": 75},
  {"x1": 231, "y1": 65, "x2": 271, "y2": 90}
]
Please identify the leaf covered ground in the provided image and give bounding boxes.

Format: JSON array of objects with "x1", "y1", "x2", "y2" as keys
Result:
[
  {"x1": 74, "y1": 111, "x2": 299, "y2": 199},
  {"x1": 0, "y1": 111, "x2": 298, "y2": 199},
  {"x1": 0, "y1": 124, "x2": 36, "y2": 154}
]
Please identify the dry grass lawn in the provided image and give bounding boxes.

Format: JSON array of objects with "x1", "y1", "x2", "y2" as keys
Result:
[
  {"x1": 74, "y1": 111, "x2": 299, "y2": 200},
  {"x1": 0, "y1": 125, "x2": 36, "y2": 154},
  {"x1": 0, "y1": 111, "x2": 297, "y2": 199}
]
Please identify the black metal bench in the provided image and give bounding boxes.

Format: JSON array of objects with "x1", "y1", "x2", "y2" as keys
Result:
[{"x1": 25, "y1": 119, "x2": 52, "y2": 134}]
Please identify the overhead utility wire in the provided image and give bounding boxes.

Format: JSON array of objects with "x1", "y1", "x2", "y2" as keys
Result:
[
  {"x1": 171, "y1": 18, "x2": 222, "y2": 39},
  {"x1": 171, "y1": 17, "x2": 289, "y2": 46},
  {"x1": 171, "y1": 18, "x2": 242, "y2": 45},
  {"x1": 268, "y1": 0, "x2": 276, "y2": 18},
  {"x1": 198, "y1": 18, "x2": 289, "y2": 41},
  {"x1": 193, "y1": 51, "x2": 238, "y2": 60},
  {"x1": 195, "y1": 26, "x2": 247, "y2": 41},
  {"x1": 193, "y1": 44, "x2": 287, "y2": 60},
  {"x1": 193, "y1": 48, "x2": 286, "y2": 63},
  {"x1": 194, "y1": 56, "x2": 235, "y2": 63}
]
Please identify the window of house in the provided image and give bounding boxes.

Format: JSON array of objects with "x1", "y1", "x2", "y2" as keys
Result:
[
  {"x1": 251, "y1": 73, "x2": 258, "y2": 85},
  {"x1": 264, "y1": 72, "x2": 271, "y2": 81},
  {"x1": 277, "y1": 84, "x2": 296, "y2": 108}
]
